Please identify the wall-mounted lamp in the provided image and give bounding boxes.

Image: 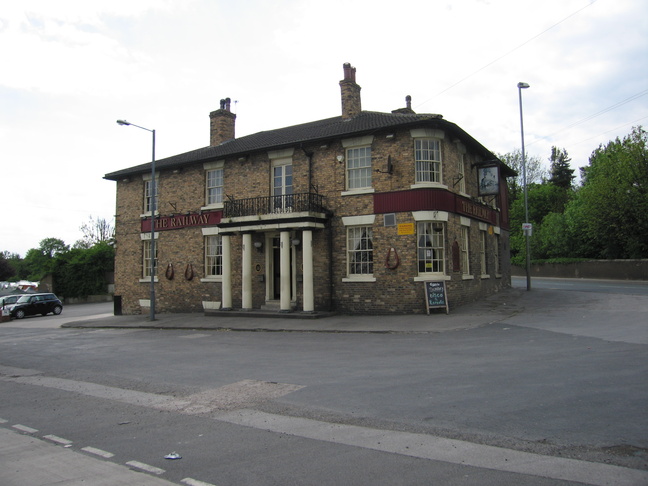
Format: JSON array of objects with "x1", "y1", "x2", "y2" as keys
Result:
[
  {"x1": 336, "y1": 155, "x2": 344, "y2": 163},
  {"x1": 385, "y1": 133, "x2": 394, "y2": 139},
  {"x1": 253, "y1": 241, "x2": 263, "y2": 252},
  {"x1": 291, "y1": 238, "x2": 301, "y2": 247}
]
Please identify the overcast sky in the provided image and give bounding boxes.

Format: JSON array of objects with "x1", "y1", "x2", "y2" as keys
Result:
[{"x1": 2, "y1": 0, "x2": 647, "y2": 257}]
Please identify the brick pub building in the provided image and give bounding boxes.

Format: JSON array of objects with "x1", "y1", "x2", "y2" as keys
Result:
[{"x1": 105, "y1": 64, "x2": 515, "y2": 315}]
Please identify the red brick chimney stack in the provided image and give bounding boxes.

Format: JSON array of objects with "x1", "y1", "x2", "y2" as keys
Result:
[
  {"x1": 209, "y1": 97, "x2": 236, "y2": 146},
  {"x1": 340, "y1": 63, "x2": 361, "y2": 120}
]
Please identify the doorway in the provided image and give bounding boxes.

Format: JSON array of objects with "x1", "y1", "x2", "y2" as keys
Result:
[{"x1": 266, "y1": 234, "x2": 297, "y2": 303}]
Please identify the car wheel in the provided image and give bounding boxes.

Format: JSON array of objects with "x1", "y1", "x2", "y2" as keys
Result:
[
  {"x1": 15, "y1": 309, "x2": 25, "y2": 319},
  {"x1": 53, "y1": 306, "x2": 62, "y2": 315}
]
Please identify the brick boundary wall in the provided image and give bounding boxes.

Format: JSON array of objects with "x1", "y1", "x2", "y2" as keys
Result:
[{"x1": 512, "y1": 260, "x2": 648, "y2": 280}]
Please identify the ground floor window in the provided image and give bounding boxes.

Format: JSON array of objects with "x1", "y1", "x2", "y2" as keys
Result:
[
  {"x1": 460, "y1": 226, "x2": 470, "y2": 276},
  {"x1": 417, "y1": 222, "x2": 445, "y2": 274},
  {"x1": 494, "y1": 234, "x2": 501, "y2": 275},
  {"x1": 480, "y1": 230, "x2": 487, "y2": 275},
  {"x1": 347, "y1": 226, "x2": 374, "y2": 276},
  {"x1": 205, "y1": 235, "x2": 223, "y2": 277},
  {"x1": 142, "y1": 239, "x2": 158, "y2": 278}
]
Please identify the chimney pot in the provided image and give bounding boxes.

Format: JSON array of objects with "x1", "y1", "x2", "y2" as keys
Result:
[
  {"x1": 210, "y1": 97, "x2": 236, "y2": 146},
  {"x1": 340, "y1": 63, "x2": 361, "y2": 119}
]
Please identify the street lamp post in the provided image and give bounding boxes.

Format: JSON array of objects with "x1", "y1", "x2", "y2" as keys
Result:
[
  {"x1": 517, "y1": 82, "x2": 531, "y2": 291},
  {"x1": 116, "y1": 119, "x2": 157, "y2": 320}
]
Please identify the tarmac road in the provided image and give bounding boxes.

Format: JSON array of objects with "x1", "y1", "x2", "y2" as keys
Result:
[{"x1": 1, "y1": 282, "x2": 647, "y2": 485}]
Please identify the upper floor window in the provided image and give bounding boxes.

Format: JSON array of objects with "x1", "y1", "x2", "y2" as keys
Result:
[
  {"x1": 203, "y1": 160, "x2": 224, "y2": 209},
  {"x1": 415, "y1": 139, "x2": 442, "y2": 183},
  {"x1": 457, "y1": 153, "x2": 466, "y2": 193},
  {"x1": 144, "y1": 178, "x2": 158, "y2": 213},
  {"x1": 347, "y1": 146, "x2": 372, "y2": 190},
  {"x1": 206, "y1": 168, "x2": 223, "y2": 205},
  {"x1": 272, "y1": 161, "x2": 293, "y2": 212}
]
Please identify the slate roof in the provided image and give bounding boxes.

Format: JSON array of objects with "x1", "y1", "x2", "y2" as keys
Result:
[{"x1": 105, "y1": 110, "x2": 511, "y2": 180}]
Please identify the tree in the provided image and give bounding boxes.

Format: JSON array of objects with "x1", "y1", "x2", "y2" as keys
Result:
[
  {"x1": 567, "y1": 126, "x2": 648, "y2": 258},
  {"x1": 52, "y1": 241, "x2": 114, "y2": 298},
  {"x1": 0, "y1": 253, "x2": 15, "y2": 280},
  {"x1": 39, "y1": 238, "x2": 69, "y2": 258},
  {"x1": 548, "y1": 146, "x2": 575, "y2": 190},
  {"x1": 498, "y1": 150, "x2": 547, "y2": 202},
  {"x1": 75, "y1": 216, "x2": 115, "y2": 249},
  {"x1": 22, "y1": 238, "x2": 70, "y2": 280}
]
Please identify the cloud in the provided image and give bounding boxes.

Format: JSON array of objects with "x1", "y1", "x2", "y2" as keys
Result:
[{"x1": 1, "y1": 0, "x2": 646, "y2": 256}]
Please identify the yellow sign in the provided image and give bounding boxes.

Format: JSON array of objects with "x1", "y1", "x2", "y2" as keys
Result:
[{"x1": 398, "y1": 223, "x2": 415, "y2": 235}]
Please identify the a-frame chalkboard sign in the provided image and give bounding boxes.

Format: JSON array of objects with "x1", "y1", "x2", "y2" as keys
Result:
[{"x1": 424, "y1": 281, "x2": 449, "y2": 314}]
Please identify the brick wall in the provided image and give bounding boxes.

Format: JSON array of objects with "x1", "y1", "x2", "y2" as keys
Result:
[{"x1": 113, "y1": 123, "x2": 511, "y2": 315}]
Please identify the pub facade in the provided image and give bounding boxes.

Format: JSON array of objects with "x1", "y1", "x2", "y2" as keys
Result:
[{"x1": 105, "y1": 64, "x2": 515, "y2": 315}]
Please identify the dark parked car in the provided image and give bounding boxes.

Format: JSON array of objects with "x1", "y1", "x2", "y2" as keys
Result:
[{"x1": 8, "y1": 293, "x2": 63, "y2": 319}]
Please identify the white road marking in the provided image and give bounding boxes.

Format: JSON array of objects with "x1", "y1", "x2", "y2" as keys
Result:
[
  {"x1": 43, "y1": 434, "x2": 73, "y2": 445},
  {"x1": 126, "y1": 460, "x2": 165, "y2": 475},
  {"x1": 82, "y1": 446, "x2": 115, "y2": 458},
  {"x1": 0, "y1": 417, "x2": 7, "y2": 423},
  {"x1": 12, "y1": 424, "x2": 38, "y2": 433},
  {"x1": 216, "y1": 409, "x2": 648, "y2": 486},
  {"x1": 181, "y1": 478, "x2": 218, "y2": 486},
  {"x1": 179, "y1": 333, "x2": 212, "y2": 339}
]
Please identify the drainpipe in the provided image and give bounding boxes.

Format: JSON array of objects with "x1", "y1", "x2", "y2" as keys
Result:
[{"x1": 327, "y1": 218, "x2": 334, "y2": 312}]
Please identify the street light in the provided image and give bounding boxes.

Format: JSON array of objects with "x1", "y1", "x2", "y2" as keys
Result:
[
  {"x1": 517, "y1": 82, "x2": 531, "y2": 291},
  {"x1": 116, "y1": 119, "x2": 157, "y2": 320}
]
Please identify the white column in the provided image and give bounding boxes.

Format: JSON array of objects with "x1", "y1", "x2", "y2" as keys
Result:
[
  {"x1": 242, "y1": 233, "x2": 253, "y2": 310},
  {"x1": 280, "y1": 231, "x2": 291, "y2": 311},
  {"x1": 302, "y1": 230, "x2": 314, "y2": 312},
  {"x1": 221, "y1": 235, "x2": 232, "y2": 310}
]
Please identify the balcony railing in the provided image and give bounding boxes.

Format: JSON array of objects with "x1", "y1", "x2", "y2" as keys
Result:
[{"x1": 223, "y1": 192, "x2": 329, "y2": 218}]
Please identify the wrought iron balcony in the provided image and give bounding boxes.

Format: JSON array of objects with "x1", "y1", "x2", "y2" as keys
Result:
[{"x1": 223, "y1": 192, "x2": 329, "y2": 219}]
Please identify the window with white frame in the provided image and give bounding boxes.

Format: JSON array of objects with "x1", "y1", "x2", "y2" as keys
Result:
[
  {"x1": 205, "y1": 235, "x2": 223, "y2": 277},
  {"x1": 206, "y1": 168, "x2": 223, "y2": 206},
  {"x1": 494, "y1": 234, "x2": 501, "y2": 275},
  {"x1": 272, "y1": 159, "x2": 293, "y2": 212},
  {"x1": 144, "y1": 178, "x2": 158, "y2": 213},
  {"x1": 347, "y1": 226, "x2": 373, "y2": 276},
  {"x1": 457, "y1": 153, "x2": 466, "y2": 193},
  {"x1": 142, "y1": 239, "x2": 158, "y2": 278},
  {"x1": 415, "y1": 139, "x2": 442, "y2": 183},
  {"x1": 480, "y1": 230, "x2": 487, "y2": 276},
  {"x1": 417, "y1": 222, "x2": 445, "y2": 274},
  {"x1": 460, "y1": 225, "x2": 470, "y2": 276},
  {"x1": 346, "y1": 146, "x2": 372, "y2": 190}
]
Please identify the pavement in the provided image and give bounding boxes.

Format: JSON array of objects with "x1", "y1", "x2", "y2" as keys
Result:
[{"x1": 61, "y1": 287, "x2": 527, "y2": 334}]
